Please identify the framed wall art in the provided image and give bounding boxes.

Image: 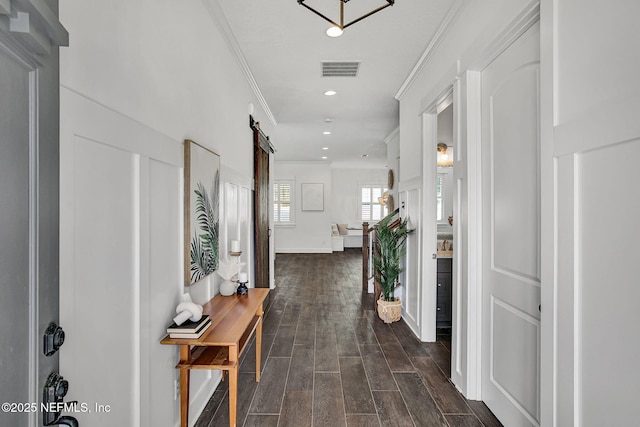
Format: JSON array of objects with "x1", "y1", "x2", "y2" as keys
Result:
[
  {"x1": 301, "y1": 183, "x2": 324, "y2": 211},
  {"x1": 184, "y1": 139, "x2": 220, "y2": 285}
]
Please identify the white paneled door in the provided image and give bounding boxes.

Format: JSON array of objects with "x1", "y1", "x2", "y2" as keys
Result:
[{"x1": 481, "y1": 22, "x2": 541, "y2": 426}]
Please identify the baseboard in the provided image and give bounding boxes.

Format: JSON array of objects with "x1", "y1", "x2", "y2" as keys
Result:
[{"x1": 275, "y1": 248, "x2": 333, "y2": 254}]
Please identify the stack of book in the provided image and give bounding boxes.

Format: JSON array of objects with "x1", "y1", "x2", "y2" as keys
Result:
[{"x1": 166, "y1": 315, "x2": 211, "y2": 339}]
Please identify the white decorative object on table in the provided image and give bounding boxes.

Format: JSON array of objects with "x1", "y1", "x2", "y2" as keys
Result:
[
  {"x1": 217, "y1": 257, "x2": 245, "y2": 296},
  {"x1": 173, "y1": 293, "x2": 203, "y2": 325},
  {"x1": 230, "y1": 240, "x2": 241, "y2": 253},
  {"x1": 219, "y1": 280, "x2": 237, "y2": 296}
]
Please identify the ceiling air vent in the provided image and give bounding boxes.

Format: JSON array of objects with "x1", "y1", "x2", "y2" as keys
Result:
[{"x1": 322, "y1": 61, "x2": 360, "y2": 77}]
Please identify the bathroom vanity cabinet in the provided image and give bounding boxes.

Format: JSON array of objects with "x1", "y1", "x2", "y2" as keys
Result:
[{"x1": 437, "y1": 258, "x2": 452, "y2": 328}]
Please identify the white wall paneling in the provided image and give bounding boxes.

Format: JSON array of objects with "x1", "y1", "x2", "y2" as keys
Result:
[
  {"x1": 59, "y1": 0, "x2": 272, "y2": 423},
  {"x1": 543, "y1": 1, "x2": 640, "y2": 425},
  {"x1": 219, "y1": 179, "x2": 253, "y2": 289},
  {"x1": 399, "y1": 188, "x2": 422, "y2": 335},
  {"x1": 60, "y1": 89, "x2": 256, "y2": 427},
  {"x1": 60, "y1": 88, "x2": 194, "y2": 427}
]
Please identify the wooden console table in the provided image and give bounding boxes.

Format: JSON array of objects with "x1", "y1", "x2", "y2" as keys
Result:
[{"x1": 161, "y1": 288, "x2": 269, "y2": 427}]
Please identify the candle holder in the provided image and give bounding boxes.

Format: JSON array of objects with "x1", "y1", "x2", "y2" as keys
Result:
[{"x1": 236, "y1": 279, "x2": 248, "y2": 296}]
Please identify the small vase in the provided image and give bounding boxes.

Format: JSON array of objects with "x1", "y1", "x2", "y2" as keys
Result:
[{"x1": 219, "y1": 280, "x2": 237, "y2": 296}]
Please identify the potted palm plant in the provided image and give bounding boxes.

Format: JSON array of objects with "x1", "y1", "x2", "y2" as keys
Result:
[{"x1": 373, "y1": 214, "x2": 410, "y2": 323}]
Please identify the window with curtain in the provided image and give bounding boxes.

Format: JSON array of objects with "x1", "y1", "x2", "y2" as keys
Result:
[
  {"x1": 274, "y1": 180, "x2": 294, "y2": 225},
  {"x1": 361, "y1": 185, "x2": 388, "y2": 221}
]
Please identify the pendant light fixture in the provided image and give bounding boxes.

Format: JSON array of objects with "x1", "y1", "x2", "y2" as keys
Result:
[
  {"x1": 298, "y1": 0, "x2": 395, "y2": 35},
  {"x1": 437, "y1": 143, "x2": 453, "y2": 167}
]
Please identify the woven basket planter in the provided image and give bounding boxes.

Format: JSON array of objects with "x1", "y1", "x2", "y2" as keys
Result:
[{"x1": 377, "y1": 296, "x2": 402, "y2": 323}]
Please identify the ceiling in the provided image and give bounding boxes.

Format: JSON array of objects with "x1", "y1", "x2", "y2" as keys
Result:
[{"x1": 214, "y1": 0, "x2": 456, "y2": 167}]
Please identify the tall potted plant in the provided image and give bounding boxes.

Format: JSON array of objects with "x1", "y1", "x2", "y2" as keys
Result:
[{"x1": 373, "y1": 214, "x2": 410, "y2": 323}]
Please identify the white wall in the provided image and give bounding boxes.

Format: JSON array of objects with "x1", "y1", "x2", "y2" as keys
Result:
[
  {"x1": 331, "y1": 167, "x2": 388, "y2": 226},
  {"x1": 273, "y1": 162, "x2": 333, "y2": 253},
  {"x1": 59, "y1": 0, "x2": 274, "y2": 425},
  {"x1": 273, "y1": 162, "x2": 388, "y2": 253}
]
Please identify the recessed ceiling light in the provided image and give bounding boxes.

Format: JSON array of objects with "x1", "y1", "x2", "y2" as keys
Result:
[
  {"x1": 322, "y1": 156, "x2": 328, "y2": 160},
  {"x1": 325, "y1": 118, "x2": 333, "y2": 123},
  {"x1": 322, "y1": 147, "x2": 329, "y2": 150},
  {"x1": 324, "y1": 90, "x2": 337, "y2": 96},
  {"x1": 326, "y1": 26, "x2": 343, "y2": 38},
  {"x1": 323, "y1": 131, "x2": 331, "y2": 135},
  {"x1": 361, "y1": 154, "x2": 369, "y2": 158}
]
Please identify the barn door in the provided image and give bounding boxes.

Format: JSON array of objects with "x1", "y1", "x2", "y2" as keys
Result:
[{"x1": 252, "y1": 117, "x2": 272, "y2": 307}]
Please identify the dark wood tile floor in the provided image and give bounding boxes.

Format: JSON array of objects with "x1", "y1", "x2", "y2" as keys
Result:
[{"x1": 196, "y1": 250, "x2": 502, "y2": 427}]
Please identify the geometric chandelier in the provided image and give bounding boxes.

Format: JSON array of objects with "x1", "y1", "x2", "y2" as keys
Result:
[{"x1": 297, "y1": 0, "x2": 395, "y2": 35}]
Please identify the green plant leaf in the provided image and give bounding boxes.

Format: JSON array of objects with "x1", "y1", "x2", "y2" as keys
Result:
[
  {"x1": 192, "y1": 170, "x2": 220, "y2": 277},
  {"x1": 372, "y1": 213, "x2": 410, "y2": 301},
  {"x1": 190, "y1": 235, "x2": 213, "y2": 282}
]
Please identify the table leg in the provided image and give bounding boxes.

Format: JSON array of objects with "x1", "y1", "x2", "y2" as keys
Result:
[
  {"x1": 228, "y1": 345, "x2": 238, "y2": 427},
  {"x1": 255, "y1": 304, "x2": 263, "y2": 382},
  {"x1": 179, "y1": 345, "x2": 190, "y2": 427}
]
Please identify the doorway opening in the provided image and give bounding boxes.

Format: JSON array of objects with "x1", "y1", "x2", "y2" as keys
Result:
[{"x1": 435, "y1": 101, "x2": 454, "y2": 355}]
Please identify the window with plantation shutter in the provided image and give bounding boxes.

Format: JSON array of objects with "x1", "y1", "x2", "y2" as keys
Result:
[
  {"x1": 274, "y1": 180, "x2": 295, "y2": 225},
  {"x1": 361, "y1": 185, "x2": 388, "y2": 221}
]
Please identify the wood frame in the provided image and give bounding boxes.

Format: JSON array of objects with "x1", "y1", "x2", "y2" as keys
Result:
[{"x1": 184, "y1": 139, "x2": 220, "y2": 285}]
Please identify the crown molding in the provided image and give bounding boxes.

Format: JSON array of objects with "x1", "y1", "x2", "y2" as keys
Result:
[
  {"x1": 395, "y1": 0, "x2": 468, "y2": 101},
  {"x1": 203, "y1": 0, "x2": 277, "y2": 127},
  {"x1": 384, "y1": 127, "x2": 399, "y2": 144}
]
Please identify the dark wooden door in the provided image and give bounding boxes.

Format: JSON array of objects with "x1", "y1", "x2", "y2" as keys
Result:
[{"x1": 252, "y1": 117, "x2": 272, "y2": 307}]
